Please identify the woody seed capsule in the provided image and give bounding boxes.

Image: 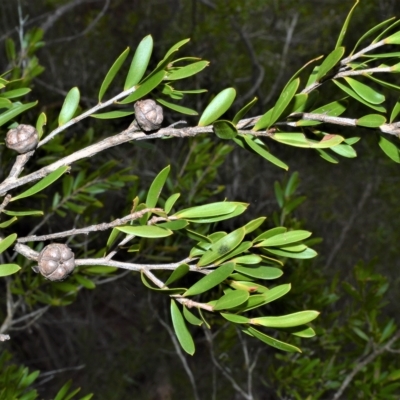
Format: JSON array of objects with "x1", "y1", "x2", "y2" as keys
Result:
[
  {"x1": 5, "y1": 124, "x2": 39, "y2": 154},
  {"x1": 134, "y1": 99, "x2": 163, "y2": 132},
  {"x1": 36, "y1": 243, "x2": 75, "y2": 281}
]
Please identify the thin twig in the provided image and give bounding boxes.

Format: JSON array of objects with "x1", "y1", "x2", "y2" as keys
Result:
[
  {"x1": 332, "y1": 329, "x2": 400, "y2": 400},
  {"x1": 158, "y1": 316, "x2": 200, "y2": 400},
  {"x1": 17, "y1": 208, "x2": 161, "y2": 243}
]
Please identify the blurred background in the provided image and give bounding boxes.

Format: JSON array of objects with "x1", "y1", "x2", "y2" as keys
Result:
[{"x1": 1, "y1": 0, "x2": 400, "y2": 399}]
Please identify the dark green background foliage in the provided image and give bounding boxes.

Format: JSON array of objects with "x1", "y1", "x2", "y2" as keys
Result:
[{"x1": 1, "y1": 0, "x2": 400, "y2": 399}]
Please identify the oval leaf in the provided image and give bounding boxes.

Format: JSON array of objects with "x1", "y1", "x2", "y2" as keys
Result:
[
  {"x1": 124, "y1": 35, "x2": 153, "y2": 89},
  {"x1": 36, "y1": 112, "x2": 47, "y2": 139},
  {"x1": 11, "y1": 166, "x2": 69, "y2": 202},
  {"x1": 167, "y1": 61, "x2": 209, "y2": 80},
  {"x1": 170, "y1": 299, "x2": 195, "y2": 355},
  {"x1": 251, "y1": 310, "x2": 320, "y2": 328},
  {"x1": 146, "y1": 165, "x2": 170, "y2": 208},
  {"x1": 378, "y1": 136, "x2": 400, "y2": 163},
  {"x1": 356, "y1": 114, "x2": 386, "y2": 128},
  {"x1": 117, "y1": 225, "x2": 172, "y2": 238},
  {"x1": 316, "y1": 47, "x2": 345, "y2": 81},
  {"x1": 184, "y1": 262, "x2": 235, "y2": 296},
  {"x1": 344, "y1": 77, "x2": 385, "y2": 104},
  {"x1": 198, "y1": 88, "x2": 236, "y2": 126},
  {"x1": 198, "y1": 228, "x2": 245, "y2": 267},
  {"x1": 0, "y1": 263, "x2": 21, "y2": 277},
  {"x1": 235, "y1": 265, "x2": 283, "y2": 280},
  {"x1": 99, "y1": 47, "x2": 130, "y2": 102},
  {"x1": 59, "y1": 87, "x2": 80, "y2": 126},
  {"x1": 256, "y1": 230, "x2": 311, "y2": 247},
  {"x1": 165, "y1": 264, "x2": 190, "y2": 286},
  {"x1": 0, "y1": 233, "x2": 17, "y2": 254},
  {"x1": 213, "y1": 120, "x2": 238, "y2": 139},
  {"x1": 174, "y1": 202, "x2": 237, "y2": 219},
  {"x1": 183, "y1": 306, "x2": 203, "y2": 326},
  {"x1": 213, "y1": 290, "x2": 249, "y2": 311}
]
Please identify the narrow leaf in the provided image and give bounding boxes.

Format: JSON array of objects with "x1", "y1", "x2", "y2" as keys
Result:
[
  {"x1": 184, "y1": 262, "x2": 235, "y2": 296},
  {"x1": 251, "y1": 310, "x2": 320, "y2": 328},
  {"x1": 316, "y1": 47, "x2": 345, "y2": 81},
  {"x1": 116, "y1": 225, "x2": 172, "y2": 238},
  {"x1": 58, "y1": 87, "x2": 80, "y2": 126},
  {"x1": 245, "y1": 327, "x2": 301, "y2": 352},
  {"x1": 335, "y1": 0, "x2": 360, "y2": 49},
  {"x1": 378, "y1": 136, "x2": 400, "y2": 163},
  {"x1": 183, "y1": 306, "x2": 203, "y2": 326},
  {"x1": 0, "y1": 101, "x2": 38, "y2": 127},
  {"x1": 344, "y1": 77, "x2": 385, "y2": 104},
  {"x1": 156, "y1": 98, "x2": 198, "y2": 115},
  {"x1": 198, "y1": 88, "x2": 236, "y2": 126},
  {"x1": 232, "y1": 97, "x2": 257, "y2": 125},
  {"x1": 166, "y1": 60, "x2": 209, "y2": 80},
  {"x1": 146, "y1": 165, "x2": 170, "y2": 208},
  {"x1": 165, "y1": 264, "x2": 190, "y2": 285},
  {"x1": 235, "y1": 265, "x2": 283, "y2": 280},
  {"x1": 0, "y1": 264, "x2": 21, "y2": 277},
  {"x1": 90, "y1": 110, "x2": 135, "y2": 119},
  {"x1": 36, "y1": 112, "x2": 47, "y2": 139},
  {"x1": 170, "y1": 299, "x2": 195, "y2": 355},
  {"x1": 174, "y1": 202, "x2": 237, "y2": 219},
  {"x1": 165, "y1": 193, "x2": 180, "y2": 213},
  {"x1": 356, "y1": 114, "x2": 386, "y2": 128},
  {"x1": 124, "y1": 35, "x2": 153, "y2": 89},
  {"x1": 213, "y1": 120, "x2": 238, "y2": 139},
  {"x1": 0, "y1": 233, "x2": 17, "y2": 254},
  {"x1": 99, "y1": 47, "x2": 130, "y2": 102},
  {"x1": 213, "y1": 290, "x2": 249, "y2": 311},
  {"x1": 11, "y1": 166, "x2": 69, "y2": 202}
]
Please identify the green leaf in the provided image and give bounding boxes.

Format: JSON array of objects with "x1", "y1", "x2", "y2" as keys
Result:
[
  {"x1": 0, "y1": 101, "x2": 38, "y2": 127},
  {"x1": 242, "y1": 135, "x2": 288, "y2": 170},
  {"x1": 74, "y1": 274, "x2": 96, "y2": 289},
  {"x1": 164, "y1": 38, "x2": 191, "y2": 60},
  {"x1": 183, "y1": 306, "x2": 203, "y2": 326},
  {"x1": 390, "y1": 96, "x2": 400, "y2": 123},
  {"x1": 286, "y1": 56, "x2": 324, "y2": 90},
  {"x1": 351, "y1": 17, "x2": 396, "y2": 54},
  {"x1": 253, "y1": 107, "x2": 273, "y2": 131},
  {"x1": 164, "y1": 193, "x2": 180, "y2": 213},
  {"x1": 174, "y1": 202, "x2": 238, "y2": 219},
  {"x1": 141, "y1": 271, "x2": 185, "y2": 294},
  {"x1": 165, "y1": 264, "x2": 190, "y2": 285},
  {"x1": 157, "y1": 220, "x2": 188, "y2": 230},
  {"x1": 265, "y1": 247, "x2": 318, "y2": 259},
  {"x1": 215, "y1": 241, "x2": 253, "y2": 265},
  {"x1": 243, "y1": 217, "x2": 266, "y2": 234},
  {"x1": 155, "y1": 98, "x2": 198, "y2": 115},
  {"x1": 269, "y1": 78, "x2": 300, "y2": 128},
  {"x1": 146, "y1": 165, "x2": 170, "y2": 208},
  {"x1": 116, "y1": 225, "x2": 172, "y2": 238},
  {"x1": 36, "y1": 112, "x2": 46, "y2": 139},
  {"x1": 213, "y1": 290, "x2": 249, "y2": 311},
  {"x1": 330, "y1": 143, "x2": 357, "y2": 158},
  {"x1": 170, "y1": 299, "x2": 195, "y2": 355},
  {"x1": 378, "y1": 136, "x2": 400, "y2": 163},
  {"x1": 335, "y1": 0, "x2": 360, "y2": 49},
  {"x1": 0, "y1": 88, "x2": 31, "y2": 99},
  {"x1": 385, "y1": 31, "x2": 400, "y2": 44},
  {"x1": 291, "y1": 327, "x2": 316, "y2": 338},
  {"x1": 333, "y1": 80, "x2": 386, "y2": 112},
  {"x1": 54, "y1": 380, "x2": 72, "y2": 400},
  {"x1": 0, "y1": 97, "x2": 12, "y2": 108},
  {"x1": 0, "y1": 217, "x2": 18, "y2": 228},
  {"x1": 221, "y1": 313, "x2": 250, "y2": 324},
  {"x1": 198, "y1": 88, "x2": 236, "y2": 126},
  {"x1": 58, "y1": 87, "x2": 80, "y2": 126},
  {"x1": 213, "y1": 120, "x2": 238, "y2": 139},
  {"x1": 83, "y1": 266, "x2": 117, "y2": 274},
  {"x1": 0, "y1": 263, "x2": 21, "y2": 277},
  {"x1": 263, "y1": 283, "x2": 291, "y2": 304},
  {"x1": 316, "y1": 47, "x2": 345, "y2": 81},
  {"x1": 166, "y1": 60, "x2": 209, "y2": 80},
  {"x1": 11, "y1": 166, "x2": 69, "y2": 202},
  {"x1": 99, "y1": 47, "x2": 130, "y2": 102},
  {"x1": 255, "y1": 230, "x2": 311, "y2": 247},
  {"x1": 245, "y1": 326, "x2": 301, "y2": 352},
  {"x1": 0, "y1": 233, "x2": 17, "y2": 254},
  {"x1": 344, "y1": 77, "x2": 385, "y2": 104},
  {"x1": 124, "y1": 35, "x2": 153, "y2": 90},
  {"x1": 235, "y1": 265, "x2": 283, "y2": 280},
  {"x1": 251, "y1": 310, "x2": 319, "y2": 328},
  {"x1": 120, "y1": 69, "x2": 165, "y2": 104},
  {"x1": 90, "y1": 110, "x2": 135, "y2": 119},
  {"x1": 197, "y1": 228, "x2": 245, "y2": 267},
  {"x1": 184, "y1": 262, "x2": 235, "y2": 296},
  {"x1": 356, "y1": 114, "x2": 386, "y2": 128},
  {"x1": 232, "y1": 255, "x2": 262, "y2": 264},
  {"x1": 232, "y1": 97, "x2": 258, "y2": 125},
  {"x1": 255, "y1": 227, "x2": 287, "y2": 242},
  {"x1": 3, "y1": 209, "x2": 43, "y2": 216}
]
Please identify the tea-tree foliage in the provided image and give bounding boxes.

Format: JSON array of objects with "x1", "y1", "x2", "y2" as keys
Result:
[{"x1": 1, "y1": 1, "x2": 400, "y2": 396}]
